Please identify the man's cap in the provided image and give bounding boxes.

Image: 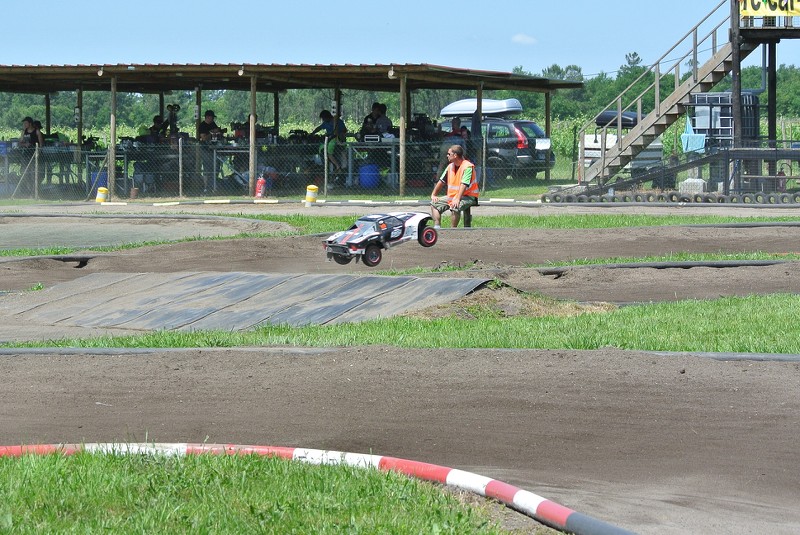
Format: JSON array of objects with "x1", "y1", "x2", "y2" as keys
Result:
[{"x1": 204, "y1": 110, "x2": 216, "y2": 118}]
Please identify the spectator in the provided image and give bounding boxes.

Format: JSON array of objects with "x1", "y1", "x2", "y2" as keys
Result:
[
  {"x1": 430, "y1": 144, "x2": 479, "y2": 228},
  {"x1": 19, "y1": 116, "x2": 43, "y2": 148},
  {"x1": 149, "y1": 115, "x2": 167, "y2": 137},
  {"x1": 198, "y1": 110, "x2": 224, "y2": 142},
  {"x1": 311, "y1": 110, "x2": 348, "y2": 172},
  {"x1": 359, "y1": 102, "x2": 381, "y2": 138},
  {"x1": 199, "y1": 110, "x2": 224, "y2": 193},
  {"x1": 375, "y1": 103, "x2": 393, "y2": 135}
]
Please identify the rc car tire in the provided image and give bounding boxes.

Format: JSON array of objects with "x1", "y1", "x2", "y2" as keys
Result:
[
  {"x1": 332, "y1": 255, "x2": 352, "y2": 265},
  {"x1": 362, "y1": 245, "x2": 383, "y2": 267},
  {"x1": 418, "y1": 226, "x2": 438, "y2": 247}
]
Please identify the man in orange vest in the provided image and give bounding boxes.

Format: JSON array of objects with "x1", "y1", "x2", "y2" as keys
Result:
[{"x1": 430, "y1": 144, "x2": 479, "y2": 228}]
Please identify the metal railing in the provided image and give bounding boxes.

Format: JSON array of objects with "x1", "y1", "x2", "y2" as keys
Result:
[{"x1": 577, "y1": 0, "x2": 731, "y2": 183}]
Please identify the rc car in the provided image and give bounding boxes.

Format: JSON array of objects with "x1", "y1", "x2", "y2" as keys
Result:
[{"x1": 323, "y1": 211, "x2": 438, "y2": 267}]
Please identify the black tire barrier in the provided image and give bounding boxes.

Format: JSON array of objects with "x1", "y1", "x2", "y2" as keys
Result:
[
  {"x1": 729, "y1": 194, "x2": 742, "y2": 203},
  {"x1": 793, "y1": 193, "x2": 800, "y2": 203},
  {"x1": 766, "y1": 193, "x2": 779, "y2": 204},
  {"x1": 622, "y1": 194, "x2": 633, "y2": 202},
  {"x1": 576, "y1": 195, "x2": 588, "y2": 203},
  {"x1": 742, "y1": 193, "x2": 755, "y2": 204},
  {"x1": 754, "y1": 192, "x2": 766, "y2": 204},
  {"x1": 633, "y1": 193, "x2": 644, "y2": 202},
  {"x1": 600, "y1": 195, "x2": 613, "y2": 202},
  {"x1": 678, "y1": 194, "x2": 692, "y2": 203},
  {"x1": 645, "y1": 193, "x2": 657, "y2": 202},
  {"x1": 541, "y1": 194, "x2": 552, "y2": 203},
  {"x1": 656, "y1": 193, "x2": 668, "y2": 202},
  {"x1": 702, "y1": 194, "x2": 716, "y2": 203},
  {"x1": 613, "y1": 195, "x2": 625, "y2": 203},
  {"x1": 563, "y1": 194, "x2": 576, "y2": 203},
  {"x1": 588, "y1": 195, "x2": 600, "y2": 202},
  {"x1": 717, "y1": 194, "x2": 728, "y2": 203},
  {"x1": 666, "y1": 191, "x2": 680, "y2": 202},
  {"x1": 780, "y1": 193, "x2": 794, "y2": 204},
  {"x1": 693, "y1": 193, "x2": 705, "y2": 203},
  {"x1": 551, "y1": 193, "x2": 563, "y2": 203}
]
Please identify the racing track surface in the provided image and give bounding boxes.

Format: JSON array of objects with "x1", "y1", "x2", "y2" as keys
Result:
[{"x1": 1, "y1": 203, "x2": 799, "y2": 534}]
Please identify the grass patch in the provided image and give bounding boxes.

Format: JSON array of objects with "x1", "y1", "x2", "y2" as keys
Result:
[
  {"x1": 0, "y1": 452, "x2": 513, "y2": 534},
  {"x1": 7, "y1": 293, "x2": 800, "y2": 354}
]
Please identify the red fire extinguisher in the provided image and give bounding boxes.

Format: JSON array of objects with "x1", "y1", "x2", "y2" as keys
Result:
[{"x1": 255, "y1": 175, "x2": 266, "y2": 198}]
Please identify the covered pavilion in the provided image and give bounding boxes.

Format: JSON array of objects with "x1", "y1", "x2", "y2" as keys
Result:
[{"x1": 0, "y1": 63, "x2": 582, "y2": 196}]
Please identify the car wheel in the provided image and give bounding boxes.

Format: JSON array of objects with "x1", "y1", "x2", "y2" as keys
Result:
[
  {"x1": 487, "y1": 156, "x2": 512, "y2": 180},
  {"x1": 362, "y1": 244, "x2": 383, "y2": 267},
  {"x1": 418, "y1": 226, "x2": 438, "y2": 247},
  {"x1": 332, "y1": 254, "x2": 352, "y2": 265}
]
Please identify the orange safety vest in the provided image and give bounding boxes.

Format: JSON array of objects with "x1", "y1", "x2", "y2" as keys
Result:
[{"x1": 446, "y1": 159, "x2": 479, "y2": 199}]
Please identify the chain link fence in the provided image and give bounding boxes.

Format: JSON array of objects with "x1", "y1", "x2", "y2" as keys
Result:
[{"x1": 1, "y1": 132, "x2": 521, "y2": 201}]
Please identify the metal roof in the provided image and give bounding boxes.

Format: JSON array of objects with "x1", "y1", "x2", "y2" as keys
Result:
[{"x1": 0, "y1": 63, "x2": 583, "y2": 94}]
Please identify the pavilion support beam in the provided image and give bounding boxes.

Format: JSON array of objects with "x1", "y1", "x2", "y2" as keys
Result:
[
  {"x1": 249, "y1": 74, "x2": 257, "y2": 195},
  {"x1": 273, "y1": 91, "x2": 280, "y2": 137},
  {"x1": 44, "y1": 94, "x2": 51, "y2": 135},
  {"x1": 731, "y1": 0, "x2": 742, "y2": 148},
  {"x1": 109, "y1": 75, "x2": 117, "y2": 199},
  {"x1": 545, "y1": 91, "x2": 552, "y2": 181},
  {"x1": 768, "y1": 41, "x2": 777, "y2": 175},
  {"x1": 399, "y1": 75, "x2": 408, "y2": 196},
  {"x1": 76, "y1": 87, "x2": 83, "y2": 188}
]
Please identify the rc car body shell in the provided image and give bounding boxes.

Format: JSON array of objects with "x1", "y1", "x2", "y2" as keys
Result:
[{"x1": 323, "y1": 211, "x2": 437, "y2": 267}]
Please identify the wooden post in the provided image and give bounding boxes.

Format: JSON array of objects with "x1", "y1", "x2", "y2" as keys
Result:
[
  {"x1": 44, "y1": 94, "x2": 51, "y2": 135},
  {"x1": 545, "y1": 91, "x2": 552, "y2": 181},
  {"x1": 273, "y1": 91, "x2": 280, "y2": 137},
  {"x1": 76, "y1": 87, "x2": 83, "y2": 189},
  {"x1": 109, "y1": 75, "x2": 117, "y2": 199},
  {"x1": 731, "y1": 0, "x2": 742, "y2": 149},
  {"x1": 249, "y1": 74, "x2": 257, "y2": 195},
  {"x1": 399, "y1": 74, "x2": 407, "y2": 196}
]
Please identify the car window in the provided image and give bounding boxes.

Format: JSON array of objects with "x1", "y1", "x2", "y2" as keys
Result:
[
  {"x1": 381, "y1": 216, "x2": 402, "y2": 228},
  {"x1": 515, "y1": 122, "x2": 546, "y2": 139},
  {"x1": 488, "y1": 123, "x2": 512, "y2": 139},
  {"x1": 354, "y1": 220, "x2": 376, "y2": 233}
]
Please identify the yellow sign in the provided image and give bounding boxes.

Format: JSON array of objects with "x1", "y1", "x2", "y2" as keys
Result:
[{"x1": 740, "y1": 0, "x2": 800, "y2": 17}]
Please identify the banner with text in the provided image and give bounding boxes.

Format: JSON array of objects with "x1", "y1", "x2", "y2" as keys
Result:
[{"x1": 740, "y1": 0, "x2": 800, "y2": 17}]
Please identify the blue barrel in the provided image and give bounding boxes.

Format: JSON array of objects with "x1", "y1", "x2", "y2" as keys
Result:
[
  {"x1": 359, "y1": 164, "x2": 380, "y2": 189},
  {"x1": 90, "y1": 171, "x2": 108, "y2": 194}
]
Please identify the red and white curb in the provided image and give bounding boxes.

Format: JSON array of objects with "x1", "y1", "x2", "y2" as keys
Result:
[{"x1": 0, "y1": 443, "x2": 634, "y2": 535}]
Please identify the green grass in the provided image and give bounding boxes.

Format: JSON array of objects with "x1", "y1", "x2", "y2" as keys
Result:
[
  {"x1": 7, "y1": 293, "x2": 800, "y2": 354},
  {"x1": 1, "y1": 209, "x2": 798, "y2": 533},
  {"x1": 0, "y1": 452, "x2": 515, "y2": 534}
]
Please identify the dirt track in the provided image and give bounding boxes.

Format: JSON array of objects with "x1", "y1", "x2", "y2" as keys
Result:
[{"x1": 1, "y1": 205, "x2": 799, "y2": 534}]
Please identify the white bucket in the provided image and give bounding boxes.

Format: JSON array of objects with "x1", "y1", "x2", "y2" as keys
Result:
[
  {"x1": 95, "y1": 186, "x2": 109, "y2": 203},
  {"x1": 304, "y1": 184, "x2": 318, "y2": 208}
]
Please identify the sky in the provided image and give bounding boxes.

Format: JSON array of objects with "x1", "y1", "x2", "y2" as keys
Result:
[{"x1": 2, "y1": 1, "x2": 797, "y2": 78}]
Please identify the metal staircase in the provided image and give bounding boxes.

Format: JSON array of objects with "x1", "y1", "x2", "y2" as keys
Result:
[{"x1": 578, "y1": 0, "x2": 757, "y2": 185}]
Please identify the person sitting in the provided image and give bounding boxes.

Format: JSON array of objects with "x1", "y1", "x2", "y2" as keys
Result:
[
  {"x1": 359, "y1": 102, "x2": 381, "y2": 139},
  {"x1": 311, "y1": 110, "x2": 348, "y2": 172},
  {"x1": 149, "y1": 115, "x2": 167, "y2": 137},
  {"x1": 19, "y1": 116, "x2": 43, "y2": 148},
  {"x1": 375, "y1": 103, "x2": 393, "y2": 135},
  {"x1": 199, "y1": 110, "x2": 224, "y2": 142},
  {"x1": 430, "y1": 144, "x2": 479, "y2": 228}
]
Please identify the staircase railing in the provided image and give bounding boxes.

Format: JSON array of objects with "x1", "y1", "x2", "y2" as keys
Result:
[{"x1": 577, "y1": 0, "x2": 730, "y2": 183}]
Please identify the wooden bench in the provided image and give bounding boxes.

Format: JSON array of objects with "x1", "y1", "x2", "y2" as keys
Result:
[{"x1": 462, "y1": 206, "x2": 472, "y2": 227}]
